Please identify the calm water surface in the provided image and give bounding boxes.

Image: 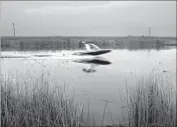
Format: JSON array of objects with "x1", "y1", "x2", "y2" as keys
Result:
[{"x1": 1, "y1": 48, "x2": 176, "y2": 125}]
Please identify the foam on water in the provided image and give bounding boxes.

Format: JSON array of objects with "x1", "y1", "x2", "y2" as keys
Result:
[{"x1": 1, "y1": 50, "x2": 95, "y2": 60}]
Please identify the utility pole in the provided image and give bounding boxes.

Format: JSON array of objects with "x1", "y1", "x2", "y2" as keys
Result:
[
  {"x1": 12, "y1": 23, "x2": 16, "y2": 37},
  {"x1": 149, "y1": 27, "x2": 151, "y2": 37}
]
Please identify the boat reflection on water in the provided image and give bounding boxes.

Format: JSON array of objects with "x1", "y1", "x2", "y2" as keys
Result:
[{"x1": 73, "y1": 57, "x2": 111, "y2": 73}]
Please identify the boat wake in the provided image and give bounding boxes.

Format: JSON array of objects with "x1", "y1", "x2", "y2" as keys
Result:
[{"x1": 1, "y1": 51, "x2": 95, "y2": 60}]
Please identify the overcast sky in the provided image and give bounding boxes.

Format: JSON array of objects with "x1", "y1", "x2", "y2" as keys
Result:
[{"x1": 0, "y1": 1, "x2": 176, "y2": 37}]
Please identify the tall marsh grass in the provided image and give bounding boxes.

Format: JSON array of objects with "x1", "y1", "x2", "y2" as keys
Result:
[
  {"x1": 123, "y1": 71, "x2": 176, "y2": 127},
  {"x1": 1, "y1": 71, "x2": 176, "y2": 127},
  {"x1": 1, "y1": 74, "x2": 85, "y2": 127}
]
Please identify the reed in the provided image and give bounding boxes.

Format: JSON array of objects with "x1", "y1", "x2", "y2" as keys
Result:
[
  {"x1": 122, "y1": 71, "x2": 176, "y2": 127},
  {"x1": 1, "y1": 74, "x2": 86, "y2": 127},
  {"x1": 1, "y1": 70, "x2": 176, "y2": 127}
]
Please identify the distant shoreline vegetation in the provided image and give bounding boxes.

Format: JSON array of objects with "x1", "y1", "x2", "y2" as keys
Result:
[
  {"x1": 1, "y1": 36, "x2": 176, "y2": 51},
  {"x1": 1, "y1": 35, "x2": 176, "y2": 39}
]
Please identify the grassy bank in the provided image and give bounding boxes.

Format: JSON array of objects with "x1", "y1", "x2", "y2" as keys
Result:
[
  {"x1": 1, "y1": 36, "x2": 176, "y2": 51},
  {"x1": 1, "y1": 71, "x2": 176, "y2": 127}
]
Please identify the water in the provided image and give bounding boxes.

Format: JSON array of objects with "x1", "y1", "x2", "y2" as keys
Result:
[{"x1": 1, "y1": 48, "x2": 176, "y2": 125}]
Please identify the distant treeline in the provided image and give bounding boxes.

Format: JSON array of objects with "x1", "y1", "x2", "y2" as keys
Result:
[{"x1": 1, "y1": 36, "x2": 176, "y2": 51}]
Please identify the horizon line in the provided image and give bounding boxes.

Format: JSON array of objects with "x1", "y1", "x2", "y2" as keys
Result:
[{"x1": 1, "y1": 35, "x2": 176, "y2": 38}]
